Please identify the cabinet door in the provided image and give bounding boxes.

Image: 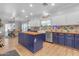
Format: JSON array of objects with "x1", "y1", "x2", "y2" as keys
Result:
[
  {"x1": 18, "y1": 33, "x2": 26, "y2": 45},
  {"x1": 74, "y1": 34, "x2": 79, "y2": 49},
  {"x1": 65, "y1": 39, "x2": 74, "y2": 48},
  {"x1": 58, "y1": 33, "x2": 65, "y2": 45},
  {"x1": 19, "y1": 33, "x2": 34, "y2": 52},
  {"x1": 66, "y1": 11, "x2": 79, "y2": 25},
  {"x1": 24, "y1": 34, "x2": 34, "y2": 51},
  {"x1": 34, "y1": 34, "x2": 43, "y2": 52},
  {"x1": 52, "y1": 14, "x2": 66, "y2": 25},
  {"x1": 53, "y1": 33, "x2": 59, "y2": 44},
  {"x1": 41, "y1": 34, "x2": 45, "y2": 41},
  {"x1": 65, "y1": 34, "x2": 75, "y2": 48}
]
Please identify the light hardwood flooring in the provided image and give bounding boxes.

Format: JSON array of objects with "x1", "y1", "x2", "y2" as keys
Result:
[
  {"x1": 0, "y1": 37, "x2": 18, "y2": 54},
  {"x1": 1, "y1": 37, "x2": 79, "y2": 56},
  {"x1": 16, "y1": 42, "x2": 79, "y2": 56}
]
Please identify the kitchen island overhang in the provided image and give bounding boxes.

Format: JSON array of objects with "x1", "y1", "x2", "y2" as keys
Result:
[{"x1": 18, "y1": 32, "x2": 45, "y2": 53}]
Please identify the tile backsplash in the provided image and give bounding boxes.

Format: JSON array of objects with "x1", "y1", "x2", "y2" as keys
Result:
[{"x1": 53, "y1": 25, "x2": 79, "y2": 33}]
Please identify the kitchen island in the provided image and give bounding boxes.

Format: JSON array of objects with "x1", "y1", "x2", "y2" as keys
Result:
[{"x1": 18, "y1": 32, "x2": 45, "y2": 53}]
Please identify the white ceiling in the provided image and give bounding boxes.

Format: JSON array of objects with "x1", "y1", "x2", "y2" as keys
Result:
[{"x1": 0, "y1": 3, "x2": 79, "y2": 22}]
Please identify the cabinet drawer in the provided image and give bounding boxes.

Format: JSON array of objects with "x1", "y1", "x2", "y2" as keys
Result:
[
  {"x1": 65, "y1": 34, "x2": 74, "y2": 37},
  {"x1": 65, "y1": 34, "x2": 74, "y2": 39},
  {"x1": 75, "y1": 34, "x2": 79, "y2": 38}
]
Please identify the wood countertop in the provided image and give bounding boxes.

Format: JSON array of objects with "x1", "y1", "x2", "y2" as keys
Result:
[
  {"x1": 52, "y1": 31, "x2": 79, "y2": 34},
  {"x1": 22, "y1": 30, "x2": 79, "y2": 35},
  {"x1": 23, "y1": 32, "x2": 43, "y2": 35},
  {"x1": 46, "y1": 30, "x2": 79, "y2": 34}
]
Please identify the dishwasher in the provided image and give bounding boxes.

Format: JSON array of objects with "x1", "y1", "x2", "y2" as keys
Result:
[{"x1": 46, "y1": 31, "x2": 53, "y2": 42}]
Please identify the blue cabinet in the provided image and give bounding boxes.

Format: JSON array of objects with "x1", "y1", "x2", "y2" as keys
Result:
[
  {"x1": 34, "y1": 35, "x2": 43, "y2": 52},
  {"x1": 40, "y1": 33, "x2": 46, "y2": 41},
  {"x1": 74, "y1": 34, "x2": 79, "y2": 49},
  {"x1": 18, "y1": 33, "x2": 26, "y2": 45},
  {"x1": 52, "y1": 32, "x2": 79, "y2": 49},
  {"x1": 58, "y1": 33, "x2": 65, "y2": 45},
  {"x1": 53, "y1": 32, "x2": 59, "y2": 44},
  {"x1": 65, "y1": 34, "x2": 75, "y2": 48},
  {"x1": 18, "y1": 33, "x2": 34, "y2": 52},
  {"x1": 18, "y1": 33, "x2": 43, "y2": 53}
]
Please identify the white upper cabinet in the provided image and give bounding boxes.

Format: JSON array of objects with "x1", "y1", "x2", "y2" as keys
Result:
[
  {"x1": 52, "y1": 10, "x2": 79, "y2": 25},
  {"x1": 66, "y1": 11, "x2": 79, "y2": 25},
  {"x1": 52, "y1": 14, "x2": 67, "y2": 25}
]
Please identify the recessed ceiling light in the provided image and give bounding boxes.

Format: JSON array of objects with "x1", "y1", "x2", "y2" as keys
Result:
[
  {"x1": 29, "y1": 4, "x2": 33, "y2": 7},
  {"x1": 51, "y1": 3, "x2": 55, "y2": 6},
  {"x1": 22, "y1": 9, "x2": 25, "y2": 13},
  {"x1": 25, "y1": 16, "x2": 28, "y2": 18},
  {"x1": 30, "y1": 13, "x2": 33, "y2": 15}
]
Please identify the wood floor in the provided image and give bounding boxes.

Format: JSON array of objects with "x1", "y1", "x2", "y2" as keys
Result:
[
  {"x1": 16, "y1": 42, "x2": 79, "y2": 56},
  {"x1": 0, "y1": 37, "x2": 18, "y2": 54},
  {"x1": 1, "y1": 37, "x2": 79, "y2": 56}
]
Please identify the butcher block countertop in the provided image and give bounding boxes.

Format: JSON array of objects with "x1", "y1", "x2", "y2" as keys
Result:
[
  {"x1": 23, "y1": 32, "x2": 43, "y2": 35},
  {"x1": 46, "y1": 30, "x2": 79, "y2": 35},
  {"x1": 22, "y1": 29, "x2": 79, "y2": 35},
  {"x1": 52, "y1": 31, "x2": 79, "y2": 34}
]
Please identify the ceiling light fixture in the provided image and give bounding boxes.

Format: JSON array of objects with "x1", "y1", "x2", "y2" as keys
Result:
[
  {"x1": 51, "y1": 3, "x2": 55, "y2": 6},
  {"x1": 30, "y1": 13, "x2": 33, "y2": 15},
  {"x1": 29, "y1": 4, "x2": 33, "y2": 7},
  {"x1": 25, "y1": 16, "x2": 28, "y2": 18},
  {"x1": 22, "y1": 9, "x2": 25, "y2": 13}
]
